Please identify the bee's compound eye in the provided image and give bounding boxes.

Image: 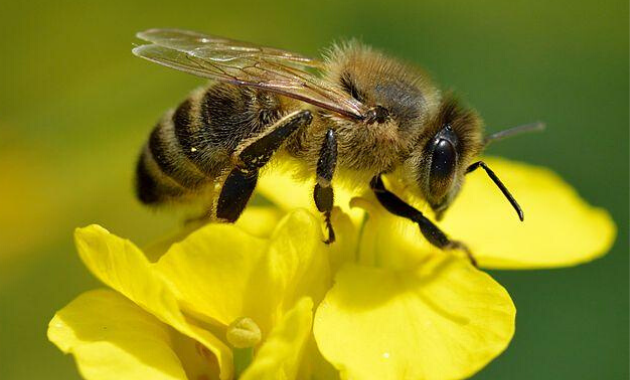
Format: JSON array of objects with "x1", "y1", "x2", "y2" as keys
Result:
[
  {"x1": 428, "y1": 137, "x2": 457, "y2": 198},
  {"x1": 430, "y1": 139, "x2": 456, "y2": 180}
]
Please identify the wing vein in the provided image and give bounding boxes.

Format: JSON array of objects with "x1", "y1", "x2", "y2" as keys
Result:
[{"x1": 133, "y1": 29, "x2": 366, "y2": 119}]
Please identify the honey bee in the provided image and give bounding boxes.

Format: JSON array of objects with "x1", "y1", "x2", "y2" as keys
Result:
[{"x1": 133, "y1": 29, "x2": 542, "y2": 258}]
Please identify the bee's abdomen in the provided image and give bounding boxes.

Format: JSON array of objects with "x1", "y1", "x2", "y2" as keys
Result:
[
  {"x1": 136, "y1": 84, "x2": 283, "y2": 205},
  {"x1": 135, "y1": 143, "x2": 188, "y2": 204},
  {"x1": 136, "y1": 108, "x2": 209, "y2": 204}
]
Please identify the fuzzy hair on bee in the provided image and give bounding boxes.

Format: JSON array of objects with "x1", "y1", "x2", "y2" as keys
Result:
[
  {"x1": 136, "y1": 85, "x2": 285, "y2": 204},
  {"x1": 133, "y1": 29, "x2": 542, "y2": 262}
]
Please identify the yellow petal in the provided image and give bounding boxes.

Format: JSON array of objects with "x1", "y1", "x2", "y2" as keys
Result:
[
  {"x1": 442, "y1": 157, "x2": 616, "y2": 268},
  {"x1": 74, "y1": 225, "x2": 233, "y2": 380},
  {"x1": 154, "y1": 222, "x2": 267, "y2": 328},
  {"x1": 350, "y1": 196, "x2": 434, "y2": 270},
  {"x1": 142, "y1": 206, "x2": 283, "y2": 263},
  {"x1": 154, "y1": 209, "x2": 329, "y2": 336},
  {"x1": 241, "y1": 297, "x2": 314, "y2": 380},
  {"x1": 314, "y1": 256, "x2": 515, "y2": 380},
  {"x1": 327, "y1": 206, "x2": 363, "y2": 274},
  {"x1": 297, "y1": 338, "x2": 341, "y2": 380},
  {"x1": 262, "y1": 209, "x2": 331, "y2": 316},
  {"x1": 355, "y1": 157, "x2": 615, "y2": 270},
  {"x1": 258, "y1": 162, "x2": 366, "y2": 274},
  {"x1": 236, "y1": 206, "x2": 285, "y2": 238},
  {"x1": 258, "y1": 160, "x2": 317, "y2": 212},
  {"x1": 48, "y1": 289, "x2": 189, "y2": 380}
]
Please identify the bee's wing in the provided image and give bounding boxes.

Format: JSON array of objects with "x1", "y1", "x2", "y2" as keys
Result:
[
  {"x1": 135, "y1": 29, "x2": 322, "y2": 68},
  {"x1": 133, "y1": 29, "x2": 367, "y2": 119}
]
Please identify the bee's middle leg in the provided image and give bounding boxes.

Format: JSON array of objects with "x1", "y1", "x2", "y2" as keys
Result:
[
  {"x1": 369, "y1": 175, "x2": 477, "y2": 266},
  {"x1": 216, "y1": 110, "x2": 312, "y2": 222},
  {"x1": 314, "y1": 128, "x2": 338, "y2": 244}
]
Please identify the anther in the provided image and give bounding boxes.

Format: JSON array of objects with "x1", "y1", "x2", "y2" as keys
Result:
[{"x1": 226, "y1": 317, "x2": 262, "y2": 349}]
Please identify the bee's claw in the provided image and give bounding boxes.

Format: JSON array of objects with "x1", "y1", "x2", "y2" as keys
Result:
[
  {"x1": 447, "y1": 241, "x2": 477, "y2": 267},
  {"x1": 323, "y1": 227, "x2": 336, "y2": 245}
]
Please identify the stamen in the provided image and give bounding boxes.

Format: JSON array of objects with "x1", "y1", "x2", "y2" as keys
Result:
[{"x1": 226, "y1": 317, "x2": 261, "y2": 349}]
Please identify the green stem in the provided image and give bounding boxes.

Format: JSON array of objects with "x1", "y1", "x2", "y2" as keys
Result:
[{"x1": 233, "y1": 347, "x2": 254, "y2": 378}]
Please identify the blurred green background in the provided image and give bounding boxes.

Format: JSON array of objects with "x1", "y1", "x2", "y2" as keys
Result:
[{"x1": 0, "y1": 0, "x2": 627, "y2": 379}]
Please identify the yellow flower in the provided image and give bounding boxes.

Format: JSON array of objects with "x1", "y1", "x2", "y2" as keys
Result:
[
  {"x1": 49, "y1": 210, "x2": 330, "y2": 380},
  {"x1": 48, "y1": 157, "x2": 615, "y2": 380}
]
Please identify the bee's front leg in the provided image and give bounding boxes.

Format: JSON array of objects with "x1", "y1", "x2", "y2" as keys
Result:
[
  {"x1": 369, "y1": 175, "x2": 477, "y2": 266},
  {"x1": 314, "y1": 129, "x2": 338, "y2": 244},
  {"x1": 216, "y1": 110, "x2": 312, "y2": 222}
]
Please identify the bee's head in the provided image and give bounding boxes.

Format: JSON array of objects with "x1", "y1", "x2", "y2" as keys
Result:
[{"x1": 404, "y1": 95, "x2": 484, "y2": 220}]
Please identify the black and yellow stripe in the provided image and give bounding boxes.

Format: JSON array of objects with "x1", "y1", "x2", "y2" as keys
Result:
[{"x1": 135, "y1": 83, "x2": 284, "y2": 206}]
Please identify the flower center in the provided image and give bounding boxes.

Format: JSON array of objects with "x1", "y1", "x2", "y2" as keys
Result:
[
  {"x1": 226, "y1": 317, "x2": 261, "y2": 377},
  {"x1": 226, "y1": 317, "x2": 261, "y2": 349}
]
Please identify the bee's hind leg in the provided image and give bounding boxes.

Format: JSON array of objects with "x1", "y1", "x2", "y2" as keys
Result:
[
  {"x1": 314, "y1": 128, "x2": 338, "y2": 244},
  {"x1": 216, "y1": 110, "x2": 313, "y2": 222},
  {"x1": 369, "y1": 175, "x2": 477, "y2": 267}
]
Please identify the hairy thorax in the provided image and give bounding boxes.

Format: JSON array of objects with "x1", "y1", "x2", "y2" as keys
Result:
[{"x1": 283, "y1": 110, "x2": 409, "y2": 180}]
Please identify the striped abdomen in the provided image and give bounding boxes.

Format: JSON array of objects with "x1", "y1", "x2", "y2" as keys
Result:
[{"x1": 136, "y1": 83, "x2": 284, "y2": 205}]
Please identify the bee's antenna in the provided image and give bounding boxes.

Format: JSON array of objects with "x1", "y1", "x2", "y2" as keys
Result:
[
  {"x1": 484, "y1": 121, "x2": 546, "y2": 147},
  {"x1": 466, "y1": 161, "x2": 524, "y2": 221}
]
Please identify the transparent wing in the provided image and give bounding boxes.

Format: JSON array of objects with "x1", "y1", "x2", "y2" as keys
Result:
[
  {"x1": 136, "y1": 29, "x2": 322, "y2": 67},
  {"x1": 133, "y1": 29, "x2": 366, "y2": 119}
]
